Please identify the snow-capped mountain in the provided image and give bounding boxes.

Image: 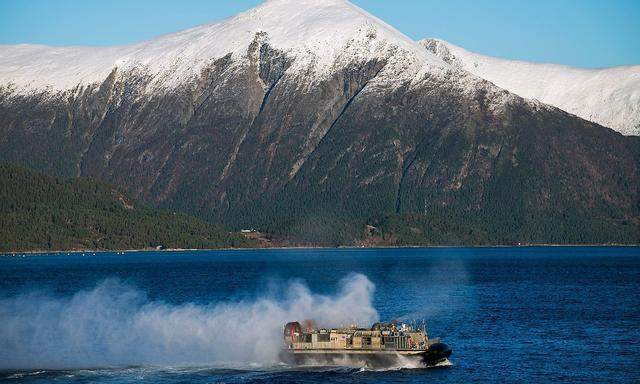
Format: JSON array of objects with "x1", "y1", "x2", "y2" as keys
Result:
[
  {"x1": 0, "y1": 0, "x2": 637, "y2": 244},
  {"x1": 0, "y1": 0, "x2": 444, "y2": 93},
  {"x1": 421, "y1": 38, "x2": 640, "y2": 136}
]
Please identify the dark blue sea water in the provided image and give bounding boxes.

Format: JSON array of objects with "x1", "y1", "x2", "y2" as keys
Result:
[{"x1": 1, "y1": 247, "x2": 639, "y2": 383}]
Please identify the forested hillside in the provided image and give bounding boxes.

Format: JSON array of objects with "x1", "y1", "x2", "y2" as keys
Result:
[{"x1": 0, "y1": 165, "x2": 253, "y2": 252}]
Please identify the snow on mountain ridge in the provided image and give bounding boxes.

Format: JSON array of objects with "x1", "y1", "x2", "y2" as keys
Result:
[
  {"x1": 0, "y1": 0, "x2": 446, "y2": 93},
  {"x1": 421, "y1": 38, "x2": 640, "y2": 136}
]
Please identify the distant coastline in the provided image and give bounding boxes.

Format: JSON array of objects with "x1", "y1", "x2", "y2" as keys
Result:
[{"x1": 2, "y1": 243, "x2": 639, "y2": 257}]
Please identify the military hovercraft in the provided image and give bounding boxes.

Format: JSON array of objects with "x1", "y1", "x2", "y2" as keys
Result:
[{"x1": 280, "y1": 320, "x2": 452, "y2": 368}]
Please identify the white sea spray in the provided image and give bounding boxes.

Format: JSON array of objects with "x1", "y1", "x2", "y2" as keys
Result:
[{"x1": 0, "y1": 274, "x2": 378, "y2": 370}]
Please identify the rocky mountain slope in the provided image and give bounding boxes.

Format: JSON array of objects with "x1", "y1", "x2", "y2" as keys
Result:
[
  {"x1": 0, "y1": 0, "x2": 638, "y2": 245},
  {"x1": 421, "y1": 38, "x2": 640, "y2": 136}
]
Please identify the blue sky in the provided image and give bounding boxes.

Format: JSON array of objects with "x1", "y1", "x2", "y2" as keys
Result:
[{"x1": 0, "y1": 0, "x2": 638, "y2": 68}]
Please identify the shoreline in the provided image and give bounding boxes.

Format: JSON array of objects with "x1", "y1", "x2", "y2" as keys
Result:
[{"x1": 2, "y1": 243, "x2": 639, "y2": 256}]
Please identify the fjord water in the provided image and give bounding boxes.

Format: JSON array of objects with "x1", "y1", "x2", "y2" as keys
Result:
[{"x1": 0, "y1": 247, "x2": 639, "y2": 383}]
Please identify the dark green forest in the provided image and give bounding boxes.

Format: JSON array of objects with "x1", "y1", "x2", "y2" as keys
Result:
[
  {"x1": 0, "y1": 165, "x2": 254, "y2": 252},
  {"x1": 1, "y1": 160, "x2": 637, "y2": 252}
]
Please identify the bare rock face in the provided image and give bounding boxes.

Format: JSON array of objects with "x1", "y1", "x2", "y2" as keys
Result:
[{"x1": 0, "y1": 0, "x2": 638, "y2": 244}]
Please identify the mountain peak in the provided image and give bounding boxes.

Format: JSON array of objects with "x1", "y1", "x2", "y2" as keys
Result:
[
  {"x1": 0, "y1": 0, "x2": 443, "y2": 92},
  {"x1": 160, "y1": 0, "x2": 435, "y2": 70}
]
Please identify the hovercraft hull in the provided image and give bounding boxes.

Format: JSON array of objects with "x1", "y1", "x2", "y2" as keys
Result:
[{"x1": 280, "y1": 343, "x2": 451, "y2": 368}]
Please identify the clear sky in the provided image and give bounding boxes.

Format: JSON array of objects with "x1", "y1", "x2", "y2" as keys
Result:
[{"x1": 1, "y1": 0, "x2": 638, "y2": 68}]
